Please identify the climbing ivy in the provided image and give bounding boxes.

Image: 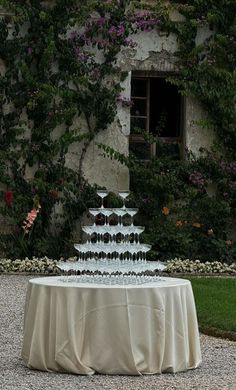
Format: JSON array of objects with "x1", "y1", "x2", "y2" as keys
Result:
[
  {"x1": 167, "y1": 0, "x2": 236, "y2": 153},
  {"x1": 0, "y1": 0, "x2": 235, "y2": 259},
  {"x1": 0, "y1": 0, "x2": 138, "y2": 257}
]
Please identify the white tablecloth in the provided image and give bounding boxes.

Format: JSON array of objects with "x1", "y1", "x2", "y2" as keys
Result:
[{"x1": 22, "y1": 276, "x2": 201, "y2": 375}]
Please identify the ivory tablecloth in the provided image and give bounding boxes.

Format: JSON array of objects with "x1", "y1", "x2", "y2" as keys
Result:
[{"x1": 21, "y1": 276, "x2": 202, "y2": 375}]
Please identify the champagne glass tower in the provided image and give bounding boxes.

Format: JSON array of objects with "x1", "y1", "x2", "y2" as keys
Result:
[{"x1": 58, "y1": 190, "x2": 166, "y2": 284}]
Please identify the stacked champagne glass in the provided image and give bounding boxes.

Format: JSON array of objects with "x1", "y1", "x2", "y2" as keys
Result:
[{"x1": 58, "y1": 190, "x2": 166, "y2": 285}]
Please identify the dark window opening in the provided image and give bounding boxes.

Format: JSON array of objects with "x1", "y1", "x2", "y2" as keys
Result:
[
  {"x1": 150, "y1": 78, "x2": 181, "y2": 137},
  {"x1": 130, "y1": 76, "x2": 183, "y2": 160}
]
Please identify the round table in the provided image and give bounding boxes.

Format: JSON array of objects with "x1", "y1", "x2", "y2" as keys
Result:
[{"x1": 22, "y1": 276, "x2": 202, "y2": 375}]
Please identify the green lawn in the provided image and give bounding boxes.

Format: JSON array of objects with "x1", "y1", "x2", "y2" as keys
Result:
[{"x1": 186, "y1": 277, "x2": 236, "y2": 337}]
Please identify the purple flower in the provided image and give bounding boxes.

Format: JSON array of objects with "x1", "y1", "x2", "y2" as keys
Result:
[
  {"x1": 229, "y1": 161, "x2": 236, "y2": 174},
  {"x1": 116, "y1": 25, "x2": 125, "y2": 36},
  {"x1": 189, "y1": 172, "x2": 206, "y2": 187},
  {"x1": 221, "y1": 160, "x2": 236, "y2": 174},
  {"x1": 108, "y1": 24, "x2": 125, "y2": 37},
  {"x1": 108, "y1": 26, "x2": 117, "y2": 34},
  {"x1": 27, "y1": 47, "x2": 33, "y2": 55},
  {"x1": 129, "y1": 10, "x2": 159, "y2": 32},
  {"x1": 135, "y1": 19, "x2": 156, "y2": 31},
  {"x1": 74, "y1": 48, "x2": 90, "y2": 62},
  {"x1": 124, "y1": 38, "x2": 137, "y2": 48},
  {"x1": 69, "y1": 31, "x2": 78, "y2": 40}
]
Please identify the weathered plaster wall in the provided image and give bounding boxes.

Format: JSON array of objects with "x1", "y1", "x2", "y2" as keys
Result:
[
  {"x1": 117, "y1": 30, "x2": 179, "y2": 72},
  {"x1": 184, "y1": 96, "x2": 215, "y2": 155},
  {"x1": 84, "y1": 125, "x2": 129, "y2": 191},
  {"x1": 82, "y1": 73, "x2": 130, "y2": 192},
  {"x1": 80, "y1": 30, "x2": 180, "y2": 192},
  {"x1": 65, "y1": 74, "x2": 130, "y2": 193},
  {"x1": 82, "y1": 26, "x2": 215, "y2": 192}
]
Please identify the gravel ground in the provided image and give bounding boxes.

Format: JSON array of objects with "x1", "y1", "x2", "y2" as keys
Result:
[{"x1": 0, "y1": 275, "x2": 235, "y2": 390}]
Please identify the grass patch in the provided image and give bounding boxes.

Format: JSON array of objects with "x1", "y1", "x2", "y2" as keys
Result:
[{"x1": 186, "y1": 277, "x2": 236, "y2": 338}]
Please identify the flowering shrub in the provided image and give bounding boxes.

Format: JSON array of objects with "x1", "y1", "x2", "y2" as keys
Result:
[
  {"x1": 131, "y1": 149, "x2": 236, "y2": 263},
  {"x1": 166, "y1": 259, "x2": 236, "y2": 274},
  {"x1": 0, "y1": 257, "x2": 235, "y2": 275}
]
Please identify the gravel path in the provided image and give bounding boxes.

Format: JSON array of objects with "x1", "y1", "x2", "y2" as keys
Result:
[{"x1": 0, "y1": 275, "x2": 235, "y2": 390}]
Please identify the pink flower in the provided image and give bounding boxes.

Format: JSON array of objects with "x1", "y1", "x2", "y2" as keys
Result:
[
  {"x1": 226, "y1": 240, "x2": 233, "y2": 246},
  {"x1": 22, "y1": 205, "x2": 41, "y2": 234}
]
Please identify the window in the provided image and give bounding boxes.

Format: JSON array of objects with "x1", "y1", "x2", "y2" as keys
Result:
[{"x1": 129, "y1": 75, "x2": 183, "y2": 159}]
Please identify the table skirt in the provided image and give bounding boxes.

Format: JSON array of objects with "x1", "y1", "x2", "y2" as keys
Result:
[{"x1": 22, "y1": 277, "x2": 202, "y2": 375}]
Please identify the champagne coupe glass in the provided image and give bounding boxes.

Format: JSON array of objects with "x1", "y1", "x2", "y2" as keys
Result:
[
  {"x1": 89, "y1": 208, "x2": 100, "y2": 226},
  {"x1": 119, "y1": 209, "x2": 127, "y2": 226},
  {"x1": 82, "y1": 226, "x2": 91, "y2": 244},
  {"x1": 74, "y1": 243, "x2": 82, "y2": 252},
  {"x1": 97, "y1": 190, "x2": 108, "y2": 209},
  {"x1": 126, "y1": 208, "x2": 138, "y2": 226},
  {"x1": 118, "y1": 191, "x2": 130, "y2": 209},
  {"x1": 102, "y1": 208, "x2": 113, "y2": 225}
]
